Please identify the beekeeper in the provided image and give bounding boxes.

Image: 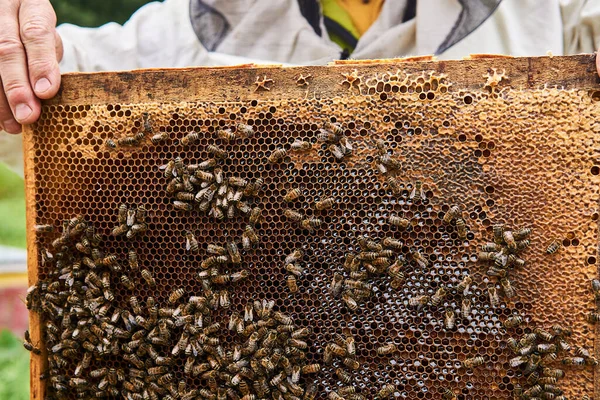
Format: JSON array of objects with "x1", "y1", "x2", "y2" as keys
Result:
[{"x1": 0, "y1": 0, "x2": 599, "y2": 134}]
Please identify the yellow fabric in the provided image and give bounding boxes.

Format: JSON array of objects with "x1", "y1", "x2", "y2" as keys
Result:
[
  {"x1": 320, "y1": 0, "x2": 361, "y2": 50},
  {"x1": 334, "y1": 0, "x2": 385, "y2": 35}
]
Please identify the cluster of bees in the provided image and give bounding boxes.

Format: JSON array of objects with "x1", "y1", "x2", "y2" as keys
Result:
[
  {"x1": 29, "y1": 216, "x2": 327, "y2": 399},
  {"x1": 478, "y1": 224, "x2": 532, "y2": 300},
  {"x1": 323, "y1": 333, "x2": 395, "y2": 400},
  {"x1": 329, "y1": 235, "x2": 404, "y2": 311},
  {"x1": 162, "y1": 153, "x2": 263, "y2": 220},
  {"x1": 111, "y1": 204, "x2": 148, "y2": 239},
  {"x1": 194, "y1": 239, "x2": 257, "y2": 308},
  {"x1": 267, "y1": 122, "x2": 352, "y2": 165},
  {"x1": 507, "y1": 325, "x2": 595, "y2": 399}
]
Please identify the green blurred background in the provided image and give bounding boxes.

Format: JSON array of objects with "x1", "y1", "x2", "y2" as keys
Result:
[{"x1": 0, "y1": 2, "x2": 154, "y2": 399}]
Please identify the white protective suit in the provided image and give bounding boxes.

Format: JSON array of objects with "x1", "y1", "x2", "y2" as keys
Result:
[{"x1": 56, "y1": 0, "x2": 600, "y2": 72}]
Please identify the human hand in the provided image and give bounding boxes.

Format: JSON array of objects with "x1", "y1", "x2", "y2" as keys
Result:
[{"x1": 0, "y1": 0, "x2": 63, "y2": 134}]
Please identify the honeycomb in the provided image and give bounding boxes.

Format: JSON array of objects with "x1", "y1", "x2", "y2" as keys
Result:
[{"x1": 24, "y1": 55, "x2": 600, "y2": 399}]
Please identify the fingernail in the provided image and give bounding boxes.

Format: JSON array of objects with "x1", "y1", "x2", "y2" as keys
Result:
[
  {"x1": 3, "y1": 119, "x2": 22, "y2": 134},
  {"x1": 35, "y1": 78, "x2": 52, "y2": 93},
  {"x1": 15, "y1": 104, "x2": 33, "y2": 121}
]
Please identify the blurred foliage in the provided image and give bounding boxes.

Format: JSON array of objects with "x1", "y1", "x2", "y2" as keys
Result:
[
  {"x1": 0, "y1": 330, "x2": 29, "y2": 400},
  {"x1": 0, "y1": 163, "x2": 26, "y2": 248},
  {"x1": 51, "y1": 0, "x2": 155, "y2": 27}
]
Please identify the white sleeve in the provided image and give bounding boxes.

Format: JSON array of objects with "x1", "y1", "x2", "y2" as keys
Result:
[
  {"x1": 57, "y1": 0, "x2": 210, "y2": 72},
  {"x1": 560, "y1": 0, "x2": 600, "y2": 54}
]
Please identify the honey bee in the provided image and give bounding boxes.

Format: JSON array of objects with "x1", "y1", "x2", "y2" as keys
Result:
[
  {"x1": 23, "y1": 330, "x2": 41, "y2": 355},
  {"x1": 592, "y1": 279, "x2": 600, "y2": 300},
  {"x1": 335, "y1": 368, "x2": 353, "y2": 384},
  {"x1": 444, "y1": 309, "x2": 456, "y2": 329},
  {"x1": 455, "y1": 218, "x2": 467, "y2": 239},
  {"x1": 219, "y1": 290, "x2": 230, "y2": 308},
  {"x1": 268, "y1": 148, "x2": 287, "y2": 163},
  {"x1": 330, "y1": 273, "x2": 344, "y2": 297},
  {"x1": 329, "y1": 144, "x2": 345, "y2": 160},
  {"x1": 317, "y1": 130, "x2": 339, "y2": 143},
  {"x1": 236, "y1": 123, "x2": 254, "y2": 138},
  {"x1": 315, "y1": 197, "x2": 335, "y2": 211},
  {"x1": 227, "y1": 241, "x2": 241, "y2": 264},
  {"x1": 168, "y1": 288, "x2": 185, "y2": 304},
  {"x1": 492, "y1": 223, "x2": 504, "y2": 243},
  {"x1": 173, "y1": 200, "x2": 193, "y2": 211},
  {"x1": 216, "y1": 128, "x2": 236, "y2": 142},
  {"x1": 243, "y1": 178, "x2": 263, "y2": 197},
  {"x1": 284, "y1": 249, "x2": 303, "y2": 264},
  {"x1": 456, "y1": 275, "x2": 472, "y2": 296},
  {"x1": 441, "y1": 388, "x2": 457, "y2": 400},
  {"x1": 384, "y1": 176, "x2": 402, "y2": 195},
  {"x1": 290, "y1": 139, "x2": 312, "y2": 151},
  {"x1": 409, "y1": 181, "x2": 425, "y2": 202},
  {"x1": 206, "y1": 144, "x2": 226, "y2": 159},
  {"x1": 242, "y1": 225, "x2": 260, "y2": 250},
  {"x1": 324, "y1": 121, "x2": 344, "y2": 135},
  {"x1": 120, "y1": 275, "x2": 135, "y2": 290},
  {"x1": 377, "y1": 344, "x2": 397, "y2": 356},
  {"x1": 428, "y1": 287, "x2": 446, "y2": 307},
  {"x1": 510, "y1": 227, "x2": 530, "y2": 240},
  {"x1": 181, "y1": 131, "x2": 200, "y2": 146},
  {"x1": 562, "y1": 357, "x2": 586, "y2": 366},
  {"x1": 478, "y1": 251, "x2": 497, "y2": 262},
  {"x1": 588, "y1": 311, "x2": 600, "y2": 323},
  {"x1": 119, "y1": 135, "x2": 141, "y2": 146},
  {"x1": 502, "y1": 230, "x2": 516, "y2": 251},
  {"x1": 546, "y1": 239, "x2": 561, "y2": 254},
  {"x1": 480, "y1": 242, "x2": 500, "y2": 252},
  {"x1": 185, "y1": 231, "x2": 199, "y2": 253},
  {"x1": 408, "y1": 294, "x2": 430, "y2": 309},
  {"x1": 376, "y1": 384, "x2": 395, "y2": 399},
  {"x1": 123, "y1": 250, "x2": 137, "y2": 273},
  {"x1": 151, "y1": 132, "x2": 169, "y2": 144},
  {"x1": 249, "y1": 207, "x2": 262, "y2": 225},
  {"x1": 34, "y1": 224, "x2": 54, "y2": 234},
  {"x1": 461, "y1": 298, "x2": 471, "y2": 319},
  {"x1": 503, "y1": 314, "x2": 523, "y2": 328},
  {"x1": 141, "y1": 269, "x2": 156, "y2": 286},
  {"x1": 441, "y1": 205, "x2": 460, "y2": 224},
  {"x1": 301, "y1": 364, "x2": 321, "y2": 375},
  {"x1": 410, "y1": 249, "x2": 429, "y2": 268},
  {"x1": 342, "y1": 292, "x2": 358, "y2": 310},
  {"x1": 286, "y1": 275, "x2": 298, "y2": 293},
  {"x1": 500, "y1": 277, "x2": 515, "y2": 298},
  {"x1": 285, "y1": 263, "x2": 304, "y2": 276},
  {"x1": 389, "y1": 215, "x2": 410, "y2": 230},
  {"x1": 284, "y1": 209, "x2": 303, "y2": 222},
  {"x1": 342, "y1": 357, "x2": 360, "y2": 370},
  {"x1": 284, "y1": 188, "x2": 302, "y2": 202},
  {"x1": 381, "y1": 237, "x2": 402, "y2": 250},
  {"x1": 463, "y1": 356, "x2": 486, "y2": 369},
  {"x1": 541, "y1": 367, "x2": 564, "y2": 378},
  {"x1": 105, "y1": 138, "x2": 117, "y2": 149},
  {"x1": 301, "y1": 218, "x2": 322, "y2": 232},
  {"x1": 488, "y1": 286, "x2": 500, "y2": 308}
]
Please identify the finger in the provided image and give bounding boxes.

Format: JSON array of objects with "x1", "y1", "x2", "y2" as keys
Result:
[
  {"x1": 19, "y1": 0, "x2": 60, "y2": 99},
  {"x1": 597, "y1": 50, "x2": 600, "y2": 77},
  {"x1": 0, "y1": 1, "x2": 40, "y2": 125},
  {"x1": 0, "y1": 78, "x2": 22, "y2": 134}
]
